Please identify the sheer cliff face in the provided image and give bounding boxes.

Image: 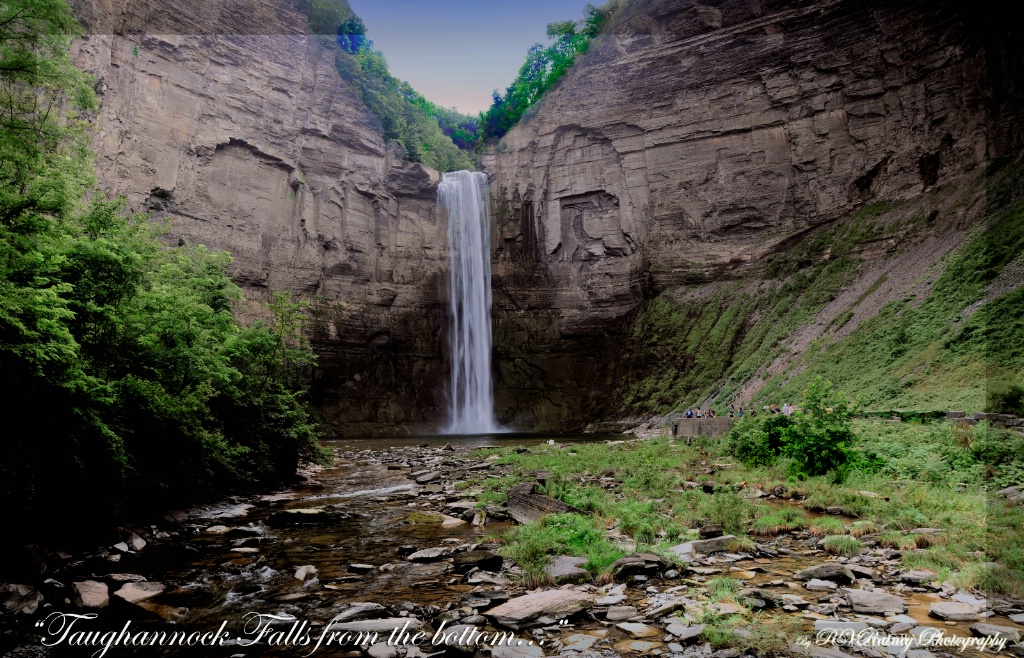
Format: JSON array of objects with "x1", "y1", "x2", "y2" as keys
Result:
[
  {"x1": 71, "y1": 0, "x2": 448, "y2": 433},
  {"x1": 485, "y1": 0, "x2": 1018, "y2": 429}
]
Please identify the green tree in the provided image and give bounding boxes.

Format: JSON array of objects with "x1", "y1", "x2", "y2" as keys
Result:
[{"x1": 781, "y1": 377, "x2": 858, "y2": 477}]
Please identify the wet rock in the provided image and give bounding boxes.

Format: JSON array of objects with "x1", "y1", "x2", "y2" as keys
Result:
[
  {"x1": 407, "y1": 547, "x2": 452, "y2": 562},
  {"x1": 846, "y1": 589, "x2": 906, "y2": 615},
  {"x1": 106, "y1": 573, "x2": 146, "y2": 583},
  {"x1": 605, "y1": 605, "x2": 638, "y2": 621},
  {"x1": 595, "y1": 594, "x2": 627, "y2": 605},
  {"x1": 665, "y1": 621, "x2": 704, "y2": 641},
  {"x1": 794, "y1": 563, "x2": 857, "y2": 585},
  {"x1": 332, "y1": 618, "x2": 423, "y2": 634},
  {"x1": 901, "y1": 570, "x2": 938, "y2": 584},
  {"x1": 1009, "y1": 613, "x2": 1024, "y2": 623},
  {"x1": 204, "y1": 525, "x2": 231, "y2": 534},
  {"x1": 814, "y1": 620, "x2": 869, "y2": 633},
  {"x1": 738, "y1": 588, "x2": 808, "y2": 609},
  {"x1": 562, "y1": 634, "x2": 600, "y2": 651},
  {"x1": 485, "y1": 589, "x2": 593, "y2": 629},
  {"x1": 453, "y1": 550, "x2": 503, "y2": 573},
  {"x1": 969, "y1": 623, "x2": 1021, "y2": 642},
  {"x1": 506, "y1": 482, "x2": 583, "y2": 524},
  {"x1": 610, "y1": 552, "x2": 670, "y2": 577},
  {"x1": 72, "y1": 581, "x2": 109, "y2": 608},
  {"x1": 2, "y1": 584, "x2": 43, "y2": 615},
  {"x1": 491, "y1": 643, "x2": 544, "y2": 658},
  {"x1": 929, "y1": 601, "x2": 979, "y2": 621},
  {"x1": 848, "y1": 565, "x2": 877, "y2": 580},
  {"x1": 266, "y1": 508, "x2": 344, "y2": 527},
  {"x1": 415, "y1": 472, "x2": 441, "y2": 484},
  {"x1": 294, "y1": 565, "x2": 318, "y2": 581},
  {"x1": 615, "y1": 640, "x2": 664, "y2": 653},
  {"x1": 544, "y1": 556, "x2": 590, "y2": 584},
  {"x1": 366, "y1": 643, "x2": 399, "y2": 658},
  {"x1": 805, "y1": 579, "x2": 838, "y2": 592},
  {"x1": 348, "y1": 564, "x2": 375, "y2": 574},
  {"x1": 616, "y1": 622, "x2": 661, "y2": 639},
  {"x1": 669, "y1": 535, "x2": 735, "y2": 556},
  {"x1": 114, "y1": 581, "x2": 165, "y2": 603},
  {"x1": 685, "y1": 602, "x2": 744, "y2": 617},
  {"x1": 699, "y1": 524, "x2": 724, "y2": 539}
]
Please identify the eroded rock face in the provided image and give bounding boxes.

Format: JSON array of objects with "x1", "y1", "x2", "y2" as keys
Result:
[
  {"x1": 69, "y1": 0, "x2": 448, "y2": 433},
  {"x1": 485, "y1": 0, "x2": 1021, "y2": 429}
]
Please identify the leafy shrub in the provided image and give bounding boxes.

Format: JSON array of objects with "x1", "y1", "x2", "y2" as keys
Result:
[{"x1": 780, "y1": 378, "x2": 857, "y2": 477}]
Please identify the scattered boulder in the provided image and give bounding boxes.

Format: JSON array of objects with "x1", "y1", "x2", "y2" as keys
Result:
[
  {"x1": 901, "y1": 570, "x2": 938, "y2": 584},
  {"x1": 2, "y1": 584, "x2": 43, "y2": 615},
  {"x1": 805, "y1": 579, "x2": 837, "y2": 592},
  {"x1": 332, "y1": 602, "x2": 387, "y2": 622},
  {"x1": 969, "y1": 623, "x2": 1021, "y2": 643},
  {"x1": 668, "y1": 535, "x2": 735, "y2": 556},
  {"x1": 609, "y1": 552, "x2": 669, "y2": 578},
  {"x1": 544, "y1": 556, "x2": 590, "y2": 584},
  {"x1": 506, "y1": 482, "x2": 583, "y2": 524},
  {"x1": 407, "y1": 547, "x2": 452, "y2": 562},
  {"x1": 929, "y1": 601, "x2": 979, "y2": 621},
  {"x1": 616, "y1": 622, "x2": 661, "y2": 639},
  {"x1": 794, "y1": 563, "x2": 857, "y2": 585},
  {"x1": 294, "y1": 565, "x2": 318, "y2": 582},
  {"x1": 485, "y1": 589, "x2": 593, "y2": 629},
  {"x1": 453, "y1": 551, "x2": 503, "y2": 574},
  {"x1": 266, "y1": 508, "x2": 343, "y2": 527},
  {"x1": 845, "y1": 589, "x2": 906, "y2": 614},
  {"x1": 699, "y1": 524, "x2": 724, "y2": 539},
  {"x1": 114, "y1": 581, "x2": 165, "y2": 604},
  {"x1": 330, "y1": 618, "x2": 423, "y2": 634},
  {"x1": 72, "y1": 581, "x2": 109, "y2": 608},
  {"x1": 666, "y1": 622, "x2": 704, "y2": 641},
  {"x1": 605, "y1": 605, "x2": 638, "y2": 621}
]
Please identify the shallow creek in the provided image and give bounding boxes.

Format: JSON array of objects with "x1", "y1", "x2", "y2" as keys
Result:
[{"x1": 23, "y1": 436, "x2": 1024, "y2": 658}]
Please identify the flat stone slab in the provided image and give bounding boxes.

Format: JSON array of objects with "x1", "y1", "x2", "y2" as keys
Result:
[
  {"x1": 616, "y1": 623, "x2": 662, "y2": 639},
  {"x1": 669, "y1": 535, "x2": 736, "y2": 556},
  {"x1": 806, "y1": 579, "x2": 838, "y2": 591},
  {"x1": 407, "y1": 547, "x2": 451, "y2": 562},
  {"x1": 929, "y1": 602, "x2": 979, "y2": 621},
  {"x1": 970, "y1": 623, "x2": 1021, "y2": 642},
  {"x1": 114, "y1": 582, "x2": 165, "y2": 604},
  {"x1": 605, "y1": 605, "x2": 638, "y2": 621},
  {"x1": 506, "y1": 482, "x2": 583, "y2": 524},
  {"x1": 485, "y1": 589, "x2": 593, "y2": 629},
  {"x1": 72, "y1": 581, "x2": 109, "y2": 608},
  {"x1": 666, "y1": 622, "x2": 704, "y2": 641},
  {"x1": 331, "y1": 618, "x2": 423, "y2": 634},
  {"x1": 544, "y1": 556, "x2": 590, "y2": 584},
  {"x1": 814, "y1": 620, "x2": 869, "y2": 634},
  {"x1": 846, "y1": 589, "x2": 906, "y2": 615},
  {"x1": 901, "y1": 570, "x2": 938, "y2": 584},
  {"x1": 794, "y1": 563, "x2": 857, "y2": 585}
]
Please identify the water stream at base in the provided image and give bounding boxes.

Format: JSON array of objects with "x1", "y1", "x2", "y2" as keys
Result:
[
  {"x1": 439, "y1": 171, "x2": 501, "y2": 435},
  {"x1": 25, "y1": 437, "x2": 1020, "y2": 657}
]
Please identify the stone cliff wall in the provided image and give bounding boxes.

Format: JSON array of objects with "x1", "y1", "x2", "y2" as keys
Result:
[
  {"x1": 485, "y1": 0, "x2": 1022, "y2": 429},
  {"x1": 70, "y1": 0, "x2": 449, "y2": 434}
]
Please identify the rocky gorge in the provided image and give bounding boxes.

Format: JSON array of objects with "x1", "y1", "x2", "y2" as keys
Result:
[
  {"x1": 3, "y1": 438, "x2": 1022, "y2": 657},
  {"x1": 63, "y1": 0, "x2": 1024, "y2": 434}
]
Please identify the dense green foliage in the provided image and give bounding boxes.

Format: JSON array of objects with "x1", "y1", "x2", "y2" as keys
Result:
[
  {"x1": 480, "y1": 3, "x2": 612, "y2": 141},
  {"x1": 730, "y1": 378, "x2": 857, "y2": 477},
  {"x1": 1, "y1": 0, "x2": 328, "y2": 540}
]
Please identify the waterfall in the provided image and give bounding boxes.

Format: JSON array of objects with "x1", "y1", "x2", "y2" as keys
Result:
[{"x1": 439, "y1": 170, "x2": 501, "y2": 434}]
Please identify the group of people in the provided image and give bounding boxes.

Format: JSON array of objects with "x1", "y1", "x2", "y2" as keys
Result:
[{"x1": 682, "y1": 402, "x2": 797, "y2": 420}]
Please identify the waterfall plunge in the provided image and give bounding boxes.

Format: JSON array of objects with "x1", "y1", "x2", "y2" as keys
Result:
[{"x1": 440, "y1": 171, "x2": 501, "y2": 434}]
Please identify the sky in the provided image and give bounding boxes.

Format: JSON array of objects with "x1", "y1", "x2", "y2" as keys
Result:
[{"x1": 346, "y1": 0, "x2": 592, "y2": 115}]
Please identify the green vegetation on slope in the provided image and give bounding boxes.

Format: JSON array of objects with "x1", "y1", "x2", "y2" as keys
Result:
[
  {"x1": 467, "y1": 413, "x2": 1024, "y2": 598},
  {"x1": 618, "y1": 159, "x2": 1024, "y2": 416},
  {"x1": 759, "y1": 184, "x2": 1024, "y2": 412},
  {"x1": 1, "y1": 0, "x2": 329, "y2": 542}
]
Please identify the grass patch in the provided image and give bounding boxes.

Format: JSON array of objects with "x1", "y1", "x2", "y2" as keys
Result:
[
  {"x1": 809, "y1": 517, "x2": 846, "y2": 537},
  {"x1": 823, "y1": 535, "x2": 863, "y2": 556},
  {"x1": 499, "y1": 513, "x2": 625, "y2": 586}
]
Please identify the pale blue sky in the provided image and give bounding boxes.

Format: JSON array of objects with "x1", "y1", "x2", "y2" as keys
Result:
[{"x1": 347, "y1": 0, "x2": 591, "y2": 114}]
